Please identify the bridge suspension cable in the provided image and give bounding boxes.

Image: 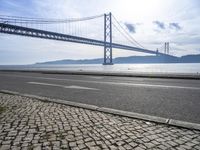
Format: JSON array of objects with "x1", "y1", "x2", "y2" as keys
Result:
[
  {"x1": 0, "y1": 14, "x2": 104, "y2": 24},
  {"x1": 112, "y1": 22, "x2": 139, "y2": 47},
  {"x1": 158, "y1": 44, "x2": 165, "y2": 52},
  {"x1": 0, "y1": 13, "x2": 145, "y2": 50},
  {"x1": 0, "y1": 13, "x2": 104, "y2": 40},
  {"x1": 112, "y1": 15, "x2": 145, "y2": 49},
  {"x1": 0, "y1": 12, "x2": 174, "y2": 65}
]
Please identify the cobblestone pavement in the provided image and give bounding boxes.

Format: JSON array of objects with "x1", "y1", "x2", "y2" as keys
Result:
[{"x1": 0, "y1": 93, "x2": 200, "y2": 150}]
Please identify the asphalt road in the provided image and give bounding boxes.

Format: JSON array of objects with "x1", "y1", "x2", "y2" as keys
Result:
[{"x1": 0, "y1": 71, "x2": 200, "y2": 124}]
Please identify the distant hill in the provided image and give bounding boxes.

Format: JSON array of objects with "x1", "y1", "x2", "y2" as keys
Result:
[
  {"x1": 36, "y1": 54, "x2": 200, "y2": 64},
  {"x1": 180, "y1": 54, "x2": 200, "y2": 63},
  {"x1": 37, "y1": 58, "x2": 103, "y2": 64},
  {"x1": 114, "y1": 55, "x2": 178, "y2": 63}
]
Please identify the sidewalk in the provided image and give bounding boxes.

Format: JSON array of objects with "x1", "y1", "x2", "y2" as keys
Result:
[{"x1": 0, "y1": 93, "x2": 200, "y2": 150}]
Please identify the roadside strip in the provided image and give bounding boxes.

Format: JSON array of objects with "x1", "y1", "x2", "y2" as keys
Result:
[
  {"x1": 1, "y1": 89, "x2": 200, "y2": 131},
  {"x1": 0, "y1": 70, "x2": 200, "y2": 80}
]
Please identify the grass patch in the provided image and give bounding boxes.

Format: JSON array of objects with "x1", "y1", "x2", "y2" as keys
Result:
[{"x1": 0, "y1": 106, "x2": 6, "y2": 114}]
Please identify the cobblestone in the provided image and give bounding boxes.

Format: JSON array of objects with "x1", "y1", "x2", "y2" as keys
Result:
[{"x1": 0, "y1": 93, "x2": 200, "y2": 149}]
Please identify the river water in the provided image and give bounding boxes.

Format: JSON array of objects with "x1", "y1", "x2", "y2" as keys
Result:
[{"x1": 0, "y1": 63, "x2": 200, "y2": 74}]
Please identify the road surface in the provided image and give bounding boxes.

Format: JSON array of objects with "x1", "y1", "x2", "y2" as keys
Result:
[{"x1": 0, "y1": 71, "x2": 200, "y2": 124}]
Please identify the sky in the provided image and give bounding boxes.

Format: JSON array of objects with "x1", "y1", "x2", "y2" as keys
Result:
[{"x1": 0, "y1": 0, "x2": 200, "y2": 64}]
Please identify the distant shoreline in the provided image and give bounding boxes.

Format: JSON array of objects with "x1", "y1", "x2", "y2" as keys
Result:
[{"x1": 36, "y1": 54, "x2": 200, "y2": 65}]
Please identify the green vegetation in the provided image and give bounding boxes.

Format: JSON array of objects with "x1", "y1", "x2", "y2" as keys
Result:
[{"x1": 0, "y1": 106, "x2": 6, "y2": 114}]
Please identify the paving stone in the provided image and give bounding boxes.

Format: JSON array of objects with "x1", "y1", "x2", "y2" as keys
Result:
[
  {"x1": 0, "y1": 93, "x2": 200, "y2": 149},
  {"x1": 129, "y1": 141, "x2": 138, "y2": 148},
  {"x1": 2, "y1": 140, "x2": 12, "y2": 145},
  {"x1": 85, "y1": 141, "x2": 96, "y2": 147},
  {"x1": 0, "y1": 145, "x2": 11, "y2": 150},
  {"x1": 11, "y1": 146, "x2": 21, "y2": 150},
  {"x1": 69, "y1": 141, "x2": 77, "y2": 147}
]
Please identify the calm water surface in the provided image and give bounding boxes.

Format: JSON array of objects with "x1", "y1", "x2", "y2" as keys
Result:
[{"x1": 0, "y1": 63, "x2": 200, "y2": 74}]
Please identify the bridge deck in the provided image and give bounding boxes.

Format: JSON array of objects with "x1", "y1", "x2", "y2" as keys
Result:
[{"x1": 0, "y1": 23, "x2": 171, "y2": 56}]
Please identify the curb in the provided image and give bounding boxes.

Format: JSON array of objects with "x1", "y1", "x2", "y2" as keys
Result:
[
  {"x1": 97, "y1": 107, "x2": 169, "y2": 124},
  {"x1": 0, "y1": 70, "x2": 200, "y2": 80},
  {"x1": 1, "y1": 90, "x2": 200, "y2": 131}
]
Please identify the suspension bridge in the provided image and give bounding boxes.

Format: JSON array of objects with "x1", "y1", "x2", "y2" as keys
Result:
[{"x1": 0, "y1": 12, "x2": 173, "y2": 65}]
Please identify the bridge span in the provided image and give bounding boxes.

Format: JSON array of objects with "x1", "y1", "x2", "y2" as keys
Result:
[{"x1": 0, "y1": 13, "x2": 173, "y2": 65}]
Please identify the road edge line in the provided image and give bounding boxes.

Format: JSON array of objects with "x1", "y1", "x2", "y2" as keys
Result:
[{"x1": 1, "y1": 90, "x2": 200, "y2": 131}]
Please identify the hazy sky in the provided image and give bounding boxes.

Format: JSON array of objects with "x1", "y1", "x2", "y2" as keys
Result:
[{"x1": 0, "y1": 0, "x2": 200, "y2": 64}]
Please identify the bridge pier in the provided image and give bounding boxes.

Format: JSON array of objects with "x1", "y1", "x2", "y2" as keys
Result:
[{"x1": 103, "y1": 12, "x2": 113, "y2": 65}]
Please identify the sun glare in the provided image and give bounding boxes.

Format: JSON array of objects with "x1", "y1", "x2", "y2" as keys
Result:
[{"x1": 113, "y1": 0, "x2": 162, "y2": 22}]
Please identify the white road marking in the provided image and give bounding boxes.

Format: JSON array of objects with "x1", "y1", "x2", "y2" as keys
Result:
[
  {"x1": 1, "y1": 74, "x2": 200, "y2": 90},
  {"x1": 28, "y1": 82, "x2": 99, "y2": 91},
  {"x1": 86, "y1": 76, "x2": 104, "y2": 79},
  {"x1": 27, "y1": 76, "x2": 200, "y2": 90},
  {"x1": 112, "y1": 82, "x2": 200, "y2": 90}
]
